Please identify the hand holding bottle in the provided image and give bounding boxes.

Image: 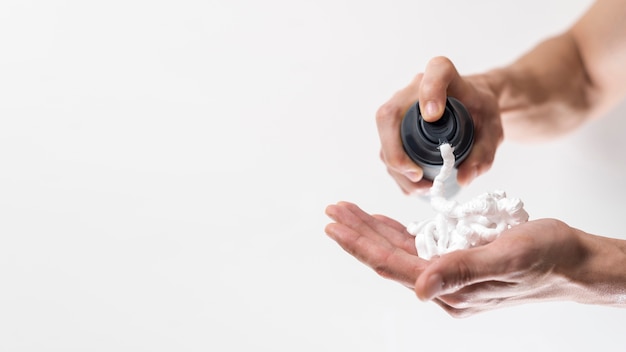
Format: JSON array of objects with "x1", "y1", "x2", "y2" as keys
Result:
[{"x1": 375, "y1": 56, "x2": 503, "y2": 195}]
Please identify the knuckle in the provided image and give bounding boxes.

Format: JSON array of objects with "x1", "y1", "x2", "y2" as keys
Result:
[
  {"x1": 427, "y1": 55, "x2": 454, "y2": 69},
  {"x1": 411, "y1": 72, "x2": 425, "y2": 84},
  {"x1": 442, "y1": 256, "x2": 476, "y2": 291},
  {"x1": 421, "y1": 56, "x2": 457, "y2": 96},
  {"x1": 446, "y1": 307, "x2": 474, "y2": 319},
  {"x1": 477, "y1": 155, "x2": 495, "y2": 175},
  {"x1": 374, "y1": 265, "x2": 394, "y2": 279},
  {"x1": 383, "y1": 150, "x2": 408, "y2": 169},
  {"x1": 376, "y1": 102, "x2": 401, "y2": 123},
  {"x1": 439, "y1": 294, "x2": 472, "y2": 310},
  {"x1": 371, "y1": 248, "x2": 398, "y2": 279},
  {"x1": 494, "y1": 128, "x2": 504, "y2": 145},
  {"x1": 434, "y1": 298, "x2": 475, "y2": 319},
  {"x1": 419, "y1": 80, "x2": 446, "y2": 98},
  {"x1": 379, "y1": 149, "x2": 388, "y2": 164}
]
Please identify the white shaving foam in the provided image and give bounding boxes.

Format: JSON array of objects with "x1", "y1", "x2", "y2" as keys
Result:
[{"x1": 407, "y1": 143, "x2": 529, "y2": 260}]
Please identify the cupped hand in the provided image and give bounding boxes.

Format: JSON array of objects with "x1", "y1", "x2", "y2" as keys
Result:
[
  {"x1": 376, "y1": 57, "x2": 503, "y2": 195},
  {"x1": 414, "y1": 218, "x2": 589, "y2": 317},
  {"x1": 324, "y1": 201, "x2": 428, "y2": 288},
  {"x1": 325, "y1": 202, "x2": 593, "y2": 318}
]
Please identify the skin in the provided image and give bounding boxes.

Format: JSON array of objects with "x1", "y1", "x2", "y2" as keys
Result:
[
  {"x1": 326, "y1": 202, "x2": 626, "y2": 317},
  {"x1": 325, "y1": 0, "x2": 626, "y2": 317}
]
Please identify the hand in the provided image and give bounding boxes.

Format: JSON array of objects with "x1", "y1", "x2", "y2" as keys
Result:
[
  {"x1": 325, "y1": 202, "x2": 621, "y2": 317},
  {"x1": 324, "y1": 201, "x2": 428, "y2": 288},
  {"x1": 414, "y1": 218, "x2": 590, "y2": 317},
  {"x1": 376, "y1": 57, "x2": 503, "y2": 195}
]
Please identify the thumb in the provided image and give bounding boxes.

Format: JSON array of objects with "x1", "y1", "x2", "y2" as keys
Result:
[
  {"x1": 414, "y1": 245, "x2": 508, "y2": 301},
  {"x1": 418, "y1": 56, "x2": 461, "y2": 122}
]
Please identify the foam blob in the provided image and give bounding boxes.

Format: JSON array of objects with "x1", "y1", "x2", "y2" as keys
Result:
[{"x1": 407, "y1": 143, "x2": 529, "y2": 260}]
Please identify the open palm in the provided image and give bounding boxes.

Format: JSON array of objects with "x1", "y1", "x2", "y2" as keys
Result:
[{"x1": 325, "y1": 201, "x2": 614, "y2": 317}]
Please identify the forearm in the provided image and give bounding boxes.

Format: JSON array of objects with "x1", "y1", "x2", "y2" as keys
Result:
[
  {"x1": 482, "y1": 0, "x2": 626, "y2": 142},
  {"x1": 483, "y1": 32, "x2": 596, "y2": 142},
  {"x1": 571, "y1": 230, "x2": 626, "y2": 307}
]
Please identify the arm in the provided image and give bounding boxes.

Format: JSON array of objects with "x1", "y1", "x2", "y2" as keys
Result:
[
  {"x1": 377, "y1": 0, "x2": 626, "y2": 194},
  {"x1": 327, "y1": 0, "x2": 626, "y2": 317},
  {"x1": 325, "y1": 202, "x2": 626, "y2": 317},
  {"x1": 485, "y1": 0, "x2": 626, "y2": 141},
  {"x1": 414, "y1": 218, "x2": 626, "y2": 317}
]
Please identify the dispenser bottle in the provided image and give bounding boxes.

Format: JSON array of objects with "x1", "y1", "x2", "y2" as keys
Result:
[{"x1": 400, "y1": 97, "x2": 474, "y2": 197}]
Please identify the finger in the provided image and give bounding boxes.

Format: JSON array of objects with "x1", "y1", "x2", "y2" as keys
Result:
[
  {"x1": 419, "y1": 57, "x2": 467, "y2": 122},
  {"x1": 380, "y1": 150, "x2": 414, "y2": 195},
  {"x1": 435, "y1": 280, "x2": 518, "y2": 309},
  {"x1": 384, "y1": 163, "x2": 432, "y2": 196},
  {"x1": 432, "y1": 298, "x2": 475, "y2": 319},
  {"x1": 414, "y1": 245, "x2": 511, "y2": 301},
  {"x1": 324, "y1": 222, "x2": 424, "y2": 287},
  {"x1": 376, "y1": 76, "x2": 424, "y2": 181},
  {"x1": 434, "y1": 281, "x2": 550, "y2": 318},
  {"x1": 371, "y1": 214, "x2": 418, "y2": 256},
  {"x1": 325, "y1": 202, "x2": 427, "y2": 285},
  {"x1": 327, "y1": 202, "x2": 417, "y2": 255},
  {"x1": 371, "y1": 214, "x2": 408, "y2": 233},
  {"x1": 339, "y1": 202, "x2": 418, "y2": 255},
  {"x1": 432, "y1": 297, "x2": 499, "y2": 319},
  {"x1": 325, "y1": 202, "x2": 386, "y2": 247},
  {"x1": 456, "y1": 139, "x2": 494, "y2": 186},
  {"x1": 456, "y1": 106, "x2": 503, "y2": 186}
]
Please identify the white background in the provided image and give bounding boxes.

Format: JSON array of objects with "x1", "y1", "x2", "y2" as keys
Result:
[{"x1": 1, "y1": 0, "x2": 625, "y2": 351}]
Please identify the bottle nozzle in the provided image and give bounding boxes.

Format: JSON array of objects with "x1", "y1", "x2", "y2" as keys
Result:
[{"x1": 419, "y1": 106, "x2": 457, "y2": 144}]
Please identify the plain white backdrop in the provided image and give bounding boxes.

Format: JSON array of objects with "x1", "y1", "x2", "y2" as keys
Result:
[{"x1": 1, "y1": 0, "x2": 625, "y2": 351}]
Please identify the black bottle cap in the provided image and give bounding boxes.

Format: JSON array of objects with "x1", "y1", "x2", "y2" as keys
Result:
[{"x1": 401, "y1": 97, "x2": 474, "y2": 167}]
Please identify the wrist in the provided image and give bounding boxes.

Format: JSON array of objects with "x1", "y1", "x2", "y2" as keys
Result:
[
  {"x1": 481, "y1": 67, "x2": 519, "y2": 113},
  {"x1": 569, "y1": 229, "x2": 626, "y2": 306}
]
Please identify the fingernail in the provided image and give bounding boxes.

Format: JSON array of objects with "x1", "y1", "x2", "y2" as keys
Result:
[
  {"x1": 420, "y1": 274, "x2": 443, "y2": 301},
  {"x1": 424, "y1": 101, "x2": 439, "y2": 119},
  {"x1": 403, "y1": 171, "x2": 421, "y2": 183}
]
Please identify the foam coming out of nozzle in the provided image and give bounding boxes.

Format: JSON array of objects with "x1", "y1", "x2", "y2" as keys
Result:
[{"x1": 406, "y1": 143, "x2": 529, "y2": 260}]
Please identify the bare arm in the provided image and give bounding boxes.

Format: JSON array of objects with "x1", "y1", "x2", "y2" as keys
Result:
[
  {"x1": 376, "y1": 0, "x2": 626, "y2": 194},
  {"x1": 487, "y1": 0, "x2": 626, "y2": 141},
  {"x1": 328, "y1": 1, "x2": 626, "y2": 316}
]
